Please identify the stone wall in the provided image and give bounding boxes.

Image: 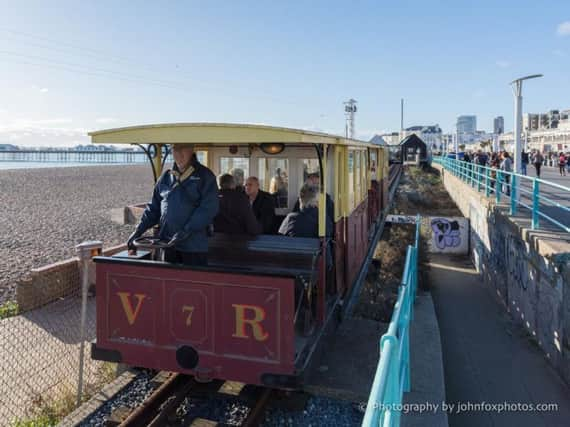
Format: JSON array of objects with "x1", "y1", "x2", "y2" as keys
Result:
[{"x1": 433, "y1": 163, "x2": 570, "y2": 385}]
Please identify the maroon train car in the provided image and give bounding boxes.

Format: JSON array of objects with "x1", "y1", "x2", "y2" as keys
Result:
[{"x1": 89, "y1": 123, "x2": 390, "y2": 389}]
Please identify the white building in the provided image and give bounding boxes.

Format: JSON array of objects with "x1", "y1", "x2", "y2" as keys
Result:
[{"x1": 401, "y1": 125, "x2": 442, "y2": 150}]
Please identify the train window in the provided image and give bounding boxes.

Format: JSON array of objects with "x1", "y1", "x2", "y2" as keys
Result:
[
  {"x1": 369, "y1": 150, "x2": 378, "y2": 181},
  {"x1": 348, "y1": 151, "x2": 354, "y2": 209},
  {"x1": 258, "y1": 158, "x2": 289, "y2": 208},
  {"x1": 196, "y1": 150, "x2": 208, "y2": 166},
  {"x1": 301, "y1": 158, "x2": 320, "y2": 182},
  {"x1": 220, "y1": 157, "x2": 249, "y2": 185}
]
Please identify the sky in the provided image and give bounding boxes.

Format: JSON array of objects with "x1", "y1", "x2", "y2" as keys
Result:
[{"x1": 0, "y1": 0, "x2": 569, "y2": 147}]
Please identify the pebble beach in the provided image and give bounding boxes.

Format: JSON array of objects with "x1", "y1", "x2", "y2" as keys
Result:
[{"x1": 0, "y1": 164, "x2": 154, "y2": 304}]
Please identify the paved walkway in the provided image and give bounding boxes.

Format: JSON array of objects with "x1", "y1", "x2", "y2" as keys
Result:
[
  {"x1": 429, "y1": 254, "x2": 570, "y2": 427},
  {"x1": 0, "y1": 296, "x2": 99, "y2": 425}
]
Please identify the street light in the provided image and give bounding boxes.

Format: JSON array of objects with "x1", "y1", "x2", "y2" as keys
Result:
[{"x1": 510, "y1": 74, "x2": 543, "y2": 173}]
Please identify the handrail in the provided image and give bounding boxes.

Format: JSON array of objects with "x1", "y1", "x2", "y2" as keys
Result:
[
  {"x1": 362, "y1": 215, "x2": 420, "y2": 427},
  {"x1": 432, "y1": 156, "x2": 570, "y2": 232}
]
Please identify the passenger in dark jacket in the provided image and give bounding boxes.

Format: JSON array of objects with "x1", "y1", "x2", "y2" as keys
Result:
[
  {"x1": 214, "y1": 174, "x2": 262, "y2": 235},
  {"x1": 245, "y1": 176, "x2": 276, "y2": 234},
  {"x1": 279, "y1": 184, "x2": 333, "y2": 238},
  {"x1": 127, "y1": 144, "x2": 219, "y2": 266},
  {"x1": 292, "y1": 172, "x2": 334, "y2": 229}
]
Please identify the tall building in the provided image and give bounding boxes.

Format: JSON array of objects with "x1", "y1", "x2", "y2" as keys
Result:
[
  {"x1": 493, "y1": 116, "x2": 504, "y2": 134},
  {"x1": 456, "y1": 115, "x2": 477, "y2": 134}
]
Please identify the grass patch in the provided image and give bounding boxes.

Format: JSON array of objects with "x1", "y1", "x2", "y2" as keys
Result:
[
  {"x1": 0, "y1": 301, "x2": 19, "y2": 319},
  {"x1": 12, "y1": 362, "x2": 118, "y2": 427}
]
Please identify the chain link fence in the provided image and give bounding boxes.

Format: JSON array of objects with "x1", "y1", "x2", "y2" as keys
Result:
[{"x1": 0, "y1": 244, "x2": 124, "y2": 426}]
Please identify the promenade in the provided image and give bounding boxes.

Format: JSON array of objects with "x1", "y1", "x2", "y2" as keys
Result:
[{"x1": 430, "y1": 254, "x2": 570, "y2": 427}]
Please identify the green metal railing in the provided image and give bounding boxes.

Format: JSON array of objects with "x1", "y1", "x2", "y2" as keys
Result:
[
  {"x1": 433, "y1": 156, "x2": 570, "y2": 232},
  {"x1": 362, "y1": 215, "x2": 420, "y2": 427}
]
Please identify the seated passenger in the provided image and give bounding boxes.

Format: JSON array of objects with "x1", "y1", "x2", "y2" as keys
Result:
[
  {"x1": 245, "y1": 176, "x2": 276, "y2": 234},
  {"x1": 293, "y1": 172, "x2": 334, "y2": 226},
  {"x1": 230, "y1": 167, "x2": 245, "y2": 193},
  {"x1": 214, "y1": 174, "x2": 262, "y2": 235},
  {"x1": 279, "y1": 184, "x2": 332, "y2": 238}
]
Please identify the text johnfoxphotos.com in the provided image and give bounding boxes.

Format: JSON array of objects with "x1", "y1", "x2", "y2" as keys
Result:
[{"x1": 359, "y1": 401, "x2": 559, "y2": 414}]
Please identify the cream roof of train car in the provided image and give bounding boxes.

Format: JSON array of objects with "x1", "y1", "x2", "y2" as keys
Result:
[{"x1": 89, "y1": 123, "x2": 379, "y2": 148}]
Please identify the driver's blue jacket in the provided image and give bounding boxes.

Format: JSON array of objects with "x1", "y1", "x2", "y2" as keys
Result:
[{"x1": 136, "y1": 161, "x2": 219, "y2": 253}]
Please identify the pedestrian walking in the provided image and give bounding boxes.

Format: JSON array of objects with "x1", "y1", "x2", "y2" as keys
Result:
[
  {"x1": 521, "y1": 150, "x2": 529, "y2": 176},
  {"x1": 500, "y1": 152, "x2": 513, "y2": 196},
  {"x1": 532, "y1": 151, "x2": 544, "y2": 178},
  {"x1": 559, "y1": 152, "x2": 567, "y2": 176}
]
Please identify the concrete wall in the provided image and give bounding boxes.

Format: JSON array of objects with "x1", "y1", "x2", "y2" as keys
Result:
[{"x1": 433, "y1": 163, "x2": 570, "y2": 385}]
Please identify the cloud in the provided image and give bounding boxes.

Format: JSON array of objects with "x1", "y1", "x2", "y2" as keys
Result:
[
  {"x1": 95, "y1": 117, "x2": 119, "y2": 124},
  {"x1": 30, "y1": 85, "x2": 49, "y2": 93},
  {"x1": 0, "y1": 118, "x2": 88, "y2": 147},
  {"x1": 557, "y1": 21, "x2": 570, "y2": 36},
  {"x1": 496, "y1": 60, "x2": 511, "y2": 68}
]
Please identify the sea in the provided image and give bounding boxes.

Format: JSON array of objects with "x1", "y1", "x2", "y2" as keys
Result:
[{"x1": 0, "y1": 161, "x2": 145, "y2": 171}]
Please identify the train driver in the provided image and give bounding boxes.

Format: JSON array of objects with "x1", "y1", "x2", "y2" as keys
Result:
[
  {"x1": 127, "y1": 143, "x2": 219, "y2": 266},
  {"x1": 214, "y1": 174, "x2": 262, "y2": 235},
  {"x1": 244, "y1": 176, "x2": 276, "y2": 234},
  {"x1": 278, "y1": 184, "x2": 333, "y2": 238}
]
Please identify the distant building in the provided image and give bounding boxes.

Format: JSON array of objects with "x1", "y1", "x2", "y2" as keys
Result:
[
  {"x1": 493, "y1": 116, "x2": 504, "y2": 134},
  {"x1": 380, "y1": 132, "x2": 401, "y2": 145},
  {"x1": 523, "y1": 109, "x2": 569, "y2": 131},
  {"x1": 0, "y1": 144, "x2": 19, "y2": 151},
  {"x1": 401, "y1": 125, "x2": 442, "y2": 150},
  {"x1": 369, "y1": 135, "x2": 387, "y2": 146},
  {"x1": 457, "y1": 115, "x2": 477, "y2": 134},
  {"x1": 399, "y1": 134, "x2": 429, "y2": 164}
]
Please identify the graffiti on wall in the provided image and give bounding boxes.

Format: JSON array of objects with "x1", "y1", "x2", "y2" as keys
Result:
[
  {"x1": 505, "y1": 234, "x2": 528, "y2": 290},
  {"x1": 431, "y1": 218, "x2": 461, "y2": 249},
  {"x1": 427, "y1": 216, "x2": 469, "y2": 254}
]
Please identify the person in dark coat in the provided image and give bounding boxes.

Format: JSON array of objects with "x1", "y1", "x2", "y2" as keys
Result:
[
  {"x1": 292, "y1": 172, "x2": 334, "y2": 227},
  {"x1": 279, "y1": 184, "x2": 333, "y2": 238},
  {"x1": 214, "y1": 174, "x2": 262, "y2": 235},
  {"x1": 245, "y1": 176, "x2": 276, "y2": 234},
  {"x1": 127, "y1": 143, "x2": 218, "y2": 266}
]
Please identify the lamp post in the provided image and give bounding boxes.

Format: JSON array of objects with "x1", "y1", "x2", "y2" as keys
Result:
[{"x1": 510, "y1": 74, "x2": 543, "y2": 173}]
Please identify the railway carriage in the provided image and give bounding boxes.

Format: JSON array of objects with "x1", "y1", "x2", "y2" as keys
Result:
[{"x1": 89, "y1": 123, "x2": 390, "y2": 388}]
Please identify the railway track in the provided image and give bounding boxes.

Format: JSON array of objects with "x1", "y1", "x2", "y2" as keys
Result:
[{"x1": 111, "y1": 372, "x2": 273, "y2": 427}]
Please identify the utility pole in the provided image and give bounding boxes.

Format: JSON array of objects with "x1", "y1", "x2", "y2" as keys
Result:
[
  {"x1": 510, "y1": 74, "x2": 543, "y2": 173},
  {"x1": 344, "y1": 99, "x2": 357, "y2": 139},
  {"x1": 400, "y1": 98, "x2": 404, "y2": 132}
]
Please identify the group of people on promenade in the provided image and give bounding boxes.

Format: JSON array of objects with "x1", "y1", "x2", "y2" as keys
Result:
[
  {"x1": 460, "y1": 149, "x2": 570, "y2": 178},
  {"x1": 126, "y1": 143, "x2": 330, "y2": 266}
]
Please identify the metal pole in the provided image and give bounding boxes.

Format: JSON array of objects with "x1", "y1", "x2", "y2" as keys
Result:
[
  {"x1": 532, "y1": 179, "x2": 540, "y2": 229},
  {"x1": 76, "y1": 256, "x2": 89, "y2": 407},
  {"x1": 513, "y1": 81, "x2": 523, "y2": 174},
  {"x1": 75, "y1": 240, "x2": 102, "y2": 407}
]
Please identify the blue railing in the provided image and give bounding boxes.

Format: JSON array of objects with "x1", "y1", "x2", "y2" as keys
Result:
[
  {"x1": 362, "y1": 215, "x2": 420, "y2": 427},
  {"x1": 433, "y1": 156, "x2": 570, "y2": 232}
]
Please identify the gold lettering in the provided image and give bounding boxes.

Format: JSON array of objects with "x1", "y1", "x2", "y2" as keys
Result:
[
  {"x1": 182, "y1": 305, "x2": 195, "y2": 327},
  {"x1": 232, "y1": 304, "x2": 269, "y2": 341},
  {"x1": 117, "y1": 292, "x2": 146, "y2": 325}
]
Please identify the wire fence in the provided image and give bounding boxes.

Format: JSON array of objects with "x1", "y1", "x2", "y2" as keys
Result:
[
  {"x1": 0, "y1": 243, "x2": 123, "y2": 425},
  {"x1": 433, "y1": 156, "x2": 570, "y2": 232}
]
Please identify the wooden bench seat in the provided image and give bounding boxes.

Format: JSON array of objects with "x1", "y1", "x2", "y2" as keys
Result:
[{"x1": 207, "y1": 233, "x2": 321, "y2": 277}]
